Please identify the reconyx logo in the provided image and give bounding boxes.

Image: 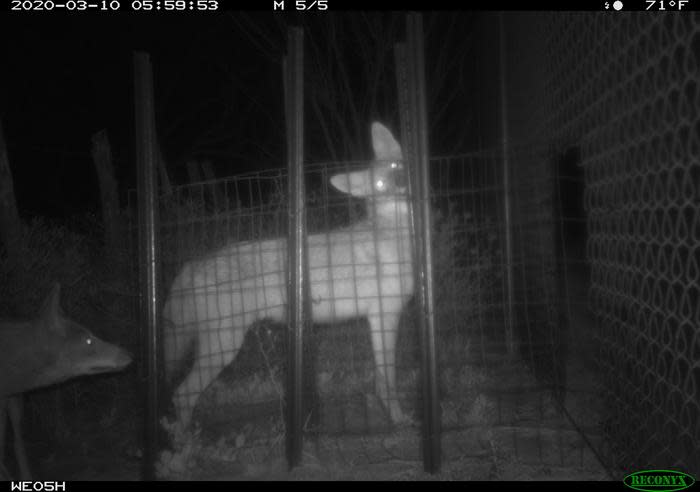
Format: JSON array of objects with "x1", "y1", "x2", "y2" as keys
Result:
[{"x1": 624, "y1": 470, "x2": 695, "y2": 492}]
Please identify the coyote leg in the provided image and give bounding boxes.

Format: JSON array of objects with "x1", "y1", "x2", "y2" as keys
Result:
[
  {"x1": 173, "y1": 322, "x2": 241, "y2": 428},
  {"x1": 8, "y1": 397, "x2": 32, "y2": 480},
  {"x1": 368, "y1": 311, "x2": 407, "y2": 424}
]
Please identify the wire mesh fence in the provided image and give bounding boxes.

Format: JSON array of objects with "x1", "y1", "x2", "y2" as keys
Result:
[
  {"x1": 503, "y1": 12, "x2": 700, "y2": 475},
  {"x1": 137, "y1": 11, "x2": 698, "y2": 479},
  {"x1": 153, "y1": 147, "x2": 606, "y2": 478}
]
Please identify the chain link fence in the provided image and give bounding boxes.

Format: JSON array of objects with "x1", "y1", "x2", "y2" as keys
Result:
[{"x1": 504, "y1": 12, "x2": 699, "y2": 475}]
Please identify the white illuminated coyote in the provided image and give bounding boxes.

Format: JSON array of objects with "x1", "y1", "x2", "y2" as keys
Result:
[{"x1": 164, "y1": 122, "x2": 414, "y2": 428}]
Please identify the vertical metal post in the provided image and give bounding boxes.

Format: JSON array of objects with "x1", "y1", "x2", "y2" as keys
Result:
[
  {"x1": 397, "y1": 13, "x2": 441, "y2": 474},
  {"x1": 499, "y1": 13, "x2": 516, "y2": 356},
  {"x1": 134, "y1": 51, "x2": 160, "y2": 481},
  {"x1": 284, "y1": 27, "x2": 306, "y2": 470}
]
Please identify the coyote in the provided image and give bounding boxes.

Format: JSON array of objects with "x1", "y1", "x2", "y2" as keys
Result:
[
  {"x1": 0, "y1": 283, "x2": 132, "y2": 480},
  {"x1": 164, "y1": 122, "x2": 414, "y2": 428}
]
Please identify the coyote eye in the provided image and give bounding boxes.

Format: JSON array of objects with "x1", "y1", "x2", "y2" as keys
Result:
[
  {"x1": 86, "y1": 337, "x2": 93, "y2": 346},
  {"x1": 376, "y1": 179, "x2": 386, "y2": 190},
  {"x1": 390, "y1": 161, "x2": 398, "y2": 169}
]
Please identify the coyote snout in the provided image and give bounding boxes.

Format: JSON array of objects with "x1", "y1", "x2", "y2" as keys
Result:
[{"x1": 164, "y1": 122, "x2": 414, "y2": 428}]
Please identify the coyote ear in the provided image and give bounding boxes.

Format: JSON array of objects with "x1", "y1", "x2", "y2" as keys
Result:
[
  {"x1": 41, "y1": 283, "x2": 61, "y2": 314},
  {"x1": 371, "y1": 122, "x2": 402, "y2": 162},
  {"x1": 39, "y1": 283, "x2": 65, "y2": 334},
  {"x1": 330, "y1": 170, "x2": 373, "y2": 197}
]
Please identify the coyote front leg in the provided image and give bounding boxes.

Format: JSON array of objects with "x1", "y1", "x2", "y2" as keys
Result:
[
  {"x1": 0, "y1": 397, "x2": 30, "y2": 479},
  {"x1": 368, "y1": 311, "x2": 407, "y2": 424}
]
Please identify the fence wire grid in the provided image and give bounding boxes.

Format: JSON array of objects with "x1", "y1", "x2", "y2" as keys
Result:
[
  {"x1": 503, "y1": 12, "x2": 699, "y2": 475},
  {"x1": 138, "y1": 12, "x2": 698, "y2": 479}
]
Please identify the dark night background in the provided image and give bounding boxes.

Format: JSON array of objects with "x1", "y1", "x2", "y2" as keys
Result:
[
  {"x1": 0, "y1": 10, "x2": 502, "y2": 224},
  {"x1": 1, "y1": 12, "x2": 284, "y2": 219}
]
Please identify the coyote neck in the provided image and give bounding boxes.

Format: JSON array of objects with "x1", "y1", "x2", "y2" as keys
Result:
[{"x1": 367, "y1": 197, "x2": 410, "y2": 227}]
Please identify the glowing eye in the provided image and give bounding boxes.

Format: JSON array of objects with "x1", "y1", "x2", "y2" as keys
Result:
[
  {"x1": 376, "y1": 179, "x2": 385, "y2": 190},
  {"x1": 86, "y1": 337, "x2": 93, "y2": 346},
  {"x1": 390, "y1": 162, "x2": 398, "y2": 169}
]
